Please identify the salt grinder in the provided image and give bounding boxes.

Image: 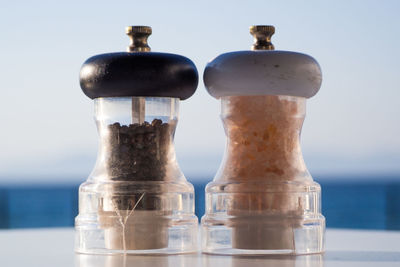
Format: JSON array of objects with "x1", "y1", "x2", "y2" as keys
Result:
[
  {"x1": 202, "y1": 25, "x2": 325, "y2": 255},
  {"x1": 75, "y1": 26, "x2": 199, "y2": 254}
]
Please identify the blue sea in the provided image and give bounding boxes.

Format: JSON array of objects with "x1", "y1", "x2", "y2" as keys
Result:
[{"x1": 0, "y1": 175, "x2": 399, "y2": 230}]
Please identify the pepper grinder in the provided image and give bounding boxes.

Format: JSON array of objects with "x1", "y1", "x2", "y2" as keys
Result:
[
  {"x1": 201, "y1": 25, "x2": 325, "y2": 255},
  {"x1": 75, "y1": 26, "x2": 199, "y2": 254}
]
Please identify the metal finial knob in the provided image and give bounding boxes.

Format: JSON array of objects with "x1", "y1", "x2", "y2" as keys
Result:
[
  {"x1": 126, "y1": 26, "x2": 152, "y2": 52},
  {"x1": 250, "y1": 25, "x2": 275, "y2": 51}
]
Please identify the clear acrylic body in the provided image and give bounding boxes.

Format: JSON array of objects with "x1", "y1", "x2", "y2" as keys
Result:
[
  {"x1": 201, "y1": 95, "x2": 325, "y2": 255},
  {"x1": 75, "y1": 97, "x2": 198, "y2": 254}
]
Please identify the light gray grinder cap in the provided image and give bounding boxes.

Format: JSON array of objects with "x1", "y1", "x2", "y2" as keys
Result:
[{"x1": 203, "y1": 25, "x2": 322, "y2": 99}]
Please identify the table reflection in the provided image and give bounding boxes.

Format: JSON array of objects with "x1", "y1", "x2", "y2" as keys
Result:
[
  {"x1": 226, "y1": 254, "x2": 323, "y2": 267},
  {"x1": 76, "y1": 253, "x2": 199, "y2": 267},
  {"x1": 76, "y1": 253, "x2": 323, "y2": 267}
]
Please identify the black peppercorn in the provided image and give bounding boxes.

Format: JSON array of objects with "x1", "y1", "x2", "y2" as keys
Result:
[{"x1": 104, "y1": 119, "x2": 173, "y2": 181}]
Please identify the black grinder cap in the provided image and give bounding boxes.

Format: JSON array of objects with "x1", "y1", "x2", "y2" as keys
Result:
[{"x1": 80, "y1": 26, "x2": 198, "y2": 100}]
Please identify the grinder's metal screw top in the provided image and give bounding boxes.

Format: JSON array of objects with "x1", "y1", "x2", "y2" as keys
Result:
[
  {"x1": 250, "y1": 25, "x2": 275, "y2": 51},
  {"x1": 126, "y1": 25, "x2": 152, "y2": 52}
]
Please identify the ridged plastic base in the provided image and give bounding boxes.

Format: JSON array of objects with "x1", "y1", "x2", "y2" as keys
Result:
[
  {"x1": 75, "y1": 220, "x2": 198, "y2": 255},
  {"x1": 201, "y1": 181, "x2": 325, "y2": 255},
  {"x1": 202, "y1": 216, "x2": 325, "y2": 255},
  {"x1": 75, "y1": 181, "x2": 198, "y2": 254}
]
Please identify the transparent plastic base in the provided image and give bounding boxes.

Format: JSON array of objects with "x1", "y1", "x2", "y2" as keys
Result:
[
  {"x1": 76, "y1": 222, "x2": 198, "y2": 255},
  {"x1": 75, "y1": 181, "x2": 198, "y2": 255},
  {"x1": 201, "y1": 181, "x2": 325, "y2": 255}
]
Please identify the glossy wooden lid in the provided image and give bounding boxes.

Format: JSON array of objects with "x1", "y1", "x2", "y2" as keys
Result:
[
  {"x1": 80, "y1": 26, "x2": 198, "y2": 100},
  {"x1": 204, "y1": 25, "x2": 322, "y2": 99}
]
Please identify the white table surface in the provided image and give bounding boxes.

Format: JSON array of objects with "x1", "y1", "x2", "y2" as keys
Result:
[{"x1": 1, "y1": 228, "x2": 399, "y2": 267}]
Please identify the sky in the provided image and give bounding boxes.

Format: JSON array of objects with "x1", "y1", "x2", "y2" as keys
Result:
[{"x1": 0, "y1": 0, "x2": 399, "y2": 183}]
